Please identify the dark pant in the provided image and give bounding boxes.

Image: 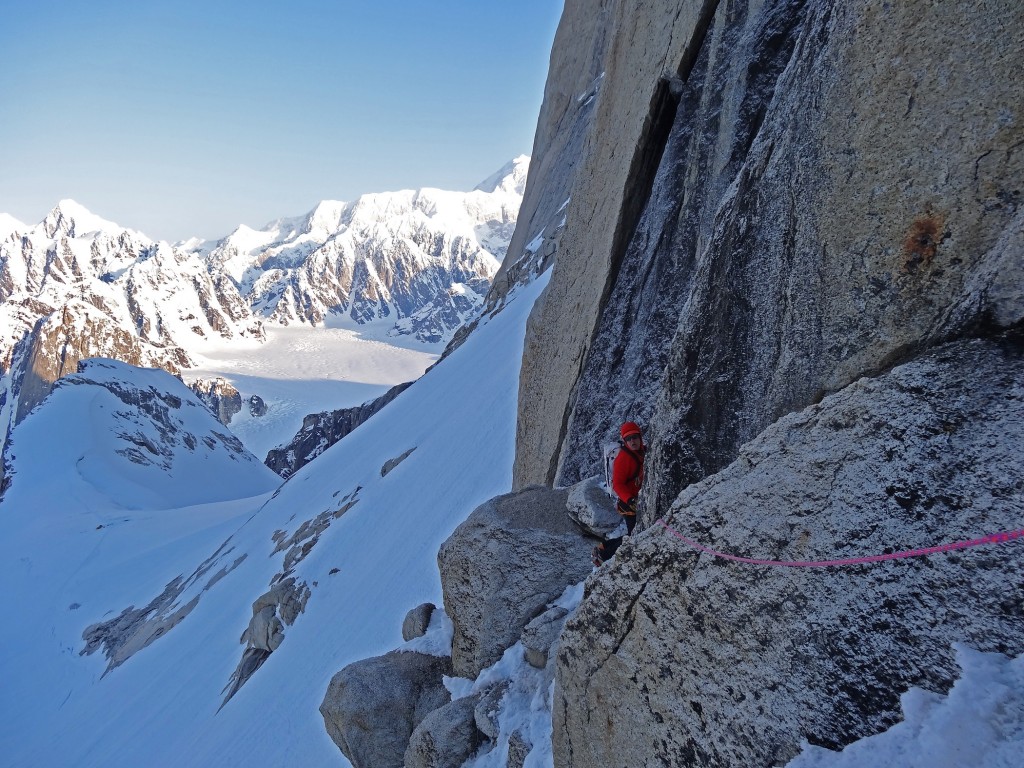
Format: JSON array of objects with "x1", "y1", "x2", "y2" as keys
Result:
[{"x1": 601, "y1": 513, "x2": 637, "y2": 559}]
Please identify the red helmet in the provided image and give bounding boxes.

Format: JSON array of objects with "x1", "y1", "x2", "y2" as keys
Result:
[{"x1": 620, "y1": 421, "x2": 642, "y2": 440}]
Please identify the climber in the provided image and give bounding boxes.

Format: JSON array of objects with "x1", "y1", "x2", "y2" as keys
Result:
[{"x1": 593, "y1": 421, "x2": 645, "y2": 566}]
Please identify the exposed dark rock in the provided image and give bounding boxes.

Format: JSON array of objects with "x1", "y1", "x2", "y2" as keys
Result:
[
  {"x1": 507, "y1": 730, "x2": 532, "y2": 768},
  {"x1": 222, "y1": 577, "x2": 311, "y2": 705},
  {"x1": 381, "y1": 447, "x2": 416, "y2": 477},
  {"x1": 81, "y1": 539, "x2": 247, "y2": 673},
  {"x1": 248, "y1": 393, "x2": 267, "y2": 417},
  {"x1": 265, "y1": 381, "x2": 412, "y2": 477},
  {"x1": 189, "y1": 377, "x2": 243, "y2": 425}
]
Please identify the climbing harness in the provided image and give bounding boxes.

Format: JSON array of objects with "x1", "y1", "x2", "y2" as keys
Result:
[{"x1": 654, "y1": 519, "x2": 1024, "y2": 568}]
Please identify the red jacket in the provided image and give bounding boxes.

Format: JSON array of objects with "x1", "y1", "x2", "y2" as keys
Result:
[{"x1": 611, "y1": 444, "x2": 644, "y2": 503}]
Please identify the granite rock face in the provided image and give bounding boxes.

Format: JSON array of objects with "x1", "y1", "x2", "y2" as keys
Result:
[
  {"x1": 319, "y1": 650, "x2": 453, "y2": 768},
  {"x1": 483, "y1": 0, "x2": 613, "y2": 315},
  {"x1": 554, "y1": 336, "x2": 1024, "y2": 767},
  {"x1": 437, "y1": 485, "x2": 594, "y2": 678},
  {"x1": 514, "y1": 0, "x2": 1024, "y2": 520},
  {"x1": 514, "y1": 0, "x2": 723, "y2": 489}
]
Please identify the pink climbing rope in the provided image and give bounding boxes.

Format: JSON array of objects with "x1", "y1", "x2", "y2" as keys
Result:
[{"x1": 653, "y1": 519, "x2": 1024, "y2": 568}]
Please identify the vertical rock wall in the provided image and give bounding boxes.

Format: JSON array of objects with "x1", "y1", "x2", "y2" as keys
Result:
[
  {"x1": 513, "y1": 0, "x2": 720, "y2": 488},
  {"x1": 512, "y1": 0, "x2": 1024, "y2": 514},
  {"x1": 486, "y1": 0, "x2": 616, "y2": 308}
]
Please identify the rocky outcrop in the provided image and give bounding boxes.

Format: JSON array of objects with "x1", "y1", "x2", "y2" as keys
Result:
[
  {"x1": 554, "y1": 336, "x2": 1024, "y2": 766},
  {"x1": 222, "y1": 578, "x2": 311, "y2": 704},
  {"x1": 248, "y1": 393, "x2": 267, "y2": 417},
  {"x1": 381, "y1": 447, "x2": 416, "y2": 477},
  {"x1": 189, "y1": 377, "x2": 243, "y2": 425},
  {"x1": 82, "y1": 538, "x2": 248, "y2": 674},
  {"x1": 437, "y1": 485, "x2": 595, "y2": 678},
  {"x1": 319, "y1": 650, "x2": 453, "y2": 768},
  {"x1": 513, "y1": 0, "x2": 1024, "y2": 518},
  {"x1": 13, "y1": 302, "x2": 189, "y2": 425},
  {"x1": 265, "y1": 381, "x2": 412, "y2": 477}
]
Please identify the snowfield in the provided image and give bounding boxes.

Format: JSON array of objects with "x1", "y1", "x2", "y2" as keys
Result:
[{"x1": 0, "y1": 270, "x2": 549, "y2": 767}]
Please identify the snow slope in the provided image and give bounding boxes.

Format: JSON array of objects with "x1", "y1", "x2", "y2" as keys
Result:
[{"x1": 0, "y1": 268, "x2": 550, "y2": 767}]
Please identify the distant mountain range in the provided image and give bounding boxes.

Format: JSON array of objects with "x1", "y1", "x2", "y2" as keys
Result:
[{"x1": 0, "y1": 157, "x2": 528, "y2": 456}]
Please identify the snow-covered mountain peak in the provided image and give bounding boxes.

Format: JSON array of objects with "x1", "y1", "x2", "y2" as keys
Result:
[
  {"x1": 474, "y1": 155, "x2": 530, "y2": 196},
  {"x1": 0, "y1": 212, "x2": 26, "y2": 240},
  {"x1": 42, "y1": 199, "x2": 122, "y2": 239},
  {"x1": 198, "y1": 158, "x2": 529, "y2": 341},
  {"x1": 304, "y1": 199, "x2": 347, "y2": 234}
]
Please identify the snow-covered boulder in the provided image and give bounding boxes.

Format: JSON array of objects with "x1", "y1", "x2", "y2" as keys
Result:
[
  {"x1": 554, "y1": 336, "x2": 1024, "y2": 767},
  {"x1": 319, "y1": 649, "x2": 453, "y2": 768},
  {"x1": 264, "y1": 381, "x2": 412, "y2": 478},
  {"x1": 437, "y1": 485, "x2": 593, "y2": 678}
]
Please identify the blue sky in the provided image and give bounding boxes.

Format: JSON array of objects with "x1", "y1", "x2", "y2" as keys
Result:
[{"x1": 0, "y1": 1, "x2": 562, "y2": 241}]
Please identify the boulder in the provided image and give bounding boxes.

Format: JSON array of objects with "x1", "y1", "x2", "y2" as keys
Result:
[
  {"x1": 565, "y1": 474, "x2": 620, "y2": 537},
  {"x1": 404, "y1": 695, "x2": 484, "y2": 768},
  {"x1": 248, "y1": 394, "x2": 267, "y2": 417},
  {"x1": 320, "y1": 650, "x2": 453, "y2": 768},
  {"x1": 554, "y1": 337, "x2": 1024, "y2": 767},
  {"x1": 437, "y1": 485, "x2": 594, "y2": 677},
  {"x1": 521, "y1": 604, "x2": 570, "y2": 670},
  {"x1": 474, "y1": 682, "x2": 510, "y2": 741},
  {"x1": 402, "y1": 602, "x2": 436, "y2": 642}
]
